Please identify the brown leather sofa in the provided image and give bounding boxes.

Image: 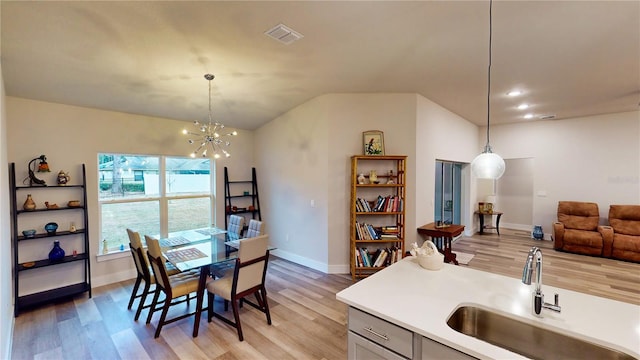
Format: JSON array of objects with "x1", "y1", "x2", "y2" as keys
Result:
[
  {"x1": 553, "y1": 201, "x2": 612, "y2": 257},
  {"x1": 607, "y1": 205, "x2": 640, "y2": 263}
]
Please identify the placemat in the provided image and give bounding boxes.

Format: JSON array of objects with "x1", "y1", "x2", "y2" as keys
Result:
[
  {"x1": 196, "y1": 228, "x2": 226, "y2": 236},
  {"x1": 165, "y1": 247, "x2": 207, "y2": 264},
  {"x1": 159, "y1": 236, "x2": 190, "y2": 247}
]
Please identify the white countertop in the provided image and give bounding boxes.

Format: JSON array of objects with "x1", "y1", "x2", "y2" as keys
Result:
[{"x1": 336, "y1": 257, "x2": 640, "y2": 359}]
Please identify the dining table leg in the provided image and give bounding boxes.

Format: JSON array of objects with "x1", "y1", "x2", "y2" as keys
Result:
[{"x1": 193, "y1": 264, "x2": 209, "y2": 337}]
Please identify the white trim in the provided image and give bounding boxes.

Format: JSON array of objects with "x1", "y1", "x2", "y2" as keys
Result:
[
  {"x1": 96, "y1": 250, "x2": 130, "y2": 262},
  {"x1": 270, "y1": 249, "x2": 332, "y2": 274}
]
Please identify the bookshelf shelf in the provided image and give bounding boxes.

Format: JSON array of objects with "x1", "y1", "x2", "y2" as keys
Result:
[{"x1": 350, "y1": 155, "x2": 406, "y2": 280}]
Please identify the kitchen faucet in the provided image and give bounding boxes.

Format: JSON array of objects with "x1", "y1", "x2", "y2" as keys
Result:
[{"x1": 522, "y1": 246, "x2": 561, "y2": 316}]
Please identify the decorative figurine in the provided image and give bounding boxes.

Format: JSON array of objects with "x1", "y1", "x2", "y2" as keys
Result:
[
  {"x1": 102, "y1": 239, "x2": 109, "y2": 254},
  {"x1": 369, "y1": 170, "x2": 378, "y2": 184},
  {"x1": 57, "y1": 170, "x2": 70, "y2": 186},
  {"x1": 69, "y1": 222, "x2": 77, "y2": 233},
  {"x1": 387, "y1": 170, "x2": 394, "y2": 184},
  {"x1": 24, "y1": 155, "x2": 49, "y2": 186},
  {"x1": 357, "y1": 173, "x2": 366, "y2": 184}
]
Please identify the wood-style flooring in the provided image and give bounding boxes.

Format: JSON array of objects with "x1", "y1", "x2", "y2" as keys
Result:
[{"x1": 11, "y1": 229, "x2": 640, "y2": 359}]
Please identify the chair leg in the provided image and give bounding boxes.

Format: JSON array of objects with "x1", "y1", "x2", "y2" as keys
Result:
[
  {"x1": 207, "y1": 291, "x2": 214, "y2": 322},
  {"x1": 134, "y1": 281, "x2": 151, "y2": 321},
  {"x1": 127, "y1": 275, "x2": 143, "y2": 310},
  {"x1": 154, "y1": 298, "x2": 171, "y2": 339},
  {"x1": 261, "y1": 288, "x2": 272, "y2": 325},
  {"x1": 146, "y1": 288, "x2": 161, "y2": 324},
  {"x1": 230, "y1": 299, "x2": 244, "y2": 341}
]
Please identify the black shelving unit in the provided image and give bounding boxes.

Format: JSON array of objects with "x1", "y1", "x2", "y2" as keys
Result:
[
  {"x1": 224, "y1": 167, "x2": 261, "y2": 231},
  {"x1": 10, "y1": 162, "x2": 92, "y2": 316}
]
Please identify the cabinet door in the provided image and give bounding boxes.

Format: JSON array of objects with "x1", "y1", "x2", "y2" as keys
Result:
[
  {"x1": 349, "y1": 332, "x2": 408, "y2": 360},
  {"x1": 421, "y1": 336, "x2": 476, "y2": 360}
]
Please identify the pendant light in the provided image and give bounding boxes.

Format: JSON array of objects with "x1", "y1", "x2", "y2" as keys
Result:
[
  {"x1": 182, "y1": 74, "x2": 237, "y2": 158},
  {"x1": 471, "y1": 0, "x2": 505, "y2": 179}
]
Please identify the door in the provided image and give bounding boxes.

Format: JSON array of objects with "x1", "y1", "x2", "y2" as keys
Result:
[{"x1": 435, "y1": 161, "x2": 462, "y2": 225}]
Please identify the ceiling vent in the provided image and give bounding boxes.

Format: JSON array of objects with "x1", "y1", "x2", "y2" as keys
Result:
[
  {"x1": 539, "y1": 114, "x2": 556, "y2": 120},
  {"x1": 264, "y1": 23, "x2": 303, "y2": 45}
]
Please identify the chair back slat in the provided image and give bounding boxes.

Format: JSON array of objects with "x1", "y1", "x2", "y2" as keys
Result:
[
  {"x1": 145, "y1": 235, "x2": 171, "y2": 291},
  {"x1": 228, "y1": 215, "x2": 245, "y2": 238},
  {"x1": 235, "y1": 235, "x2": 268, "y2": 293},
  {"x1": 245, "y1": 219, "x2": 265, "y2": 238},
  {"x1": 127, "y1": 229, "x2": 150, "y2": 278}
]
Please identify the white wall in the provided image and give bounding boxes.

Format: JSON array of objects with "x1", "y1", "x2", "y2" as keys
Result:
[
  {"x1": 489, "y1": 111, "x2": 640, "y2": 234},
  {"x1": 497, "y1": 158, "x2": 535, "y2": 232},
  {"x1": 415, "y1": 96, "x2": 480, "y2": 237},
  {"x1": 5, "y1": 97, "x2": 251, "y2": 290}
]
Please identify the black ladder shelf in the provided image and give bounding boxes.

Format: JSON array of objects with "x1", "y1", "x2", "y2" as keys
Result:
[{"x1": 224, "y1": 167, "x2": 261, "y2": 230}]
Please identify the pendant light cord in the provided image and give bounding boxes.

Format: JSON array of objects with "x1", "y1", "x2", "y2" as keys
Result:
[{"x1": 486, "y1": 0, "x2": 493, "y2": 149}]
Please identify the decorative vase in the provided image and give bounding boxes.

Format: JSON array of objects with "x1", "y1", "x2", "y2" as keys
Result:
[
  {"x1": 532, "y1": 225, "x2": 544, "y2": 240},
  {"x1": 357, "y1": 173, "x2": 366, "y2": 184},
  {"x1": 48, "y1": 240, "x2": 65, "y2": 261},
  {"x1": 369, "y1": 170, "x2": 378, "y2": 184},
  {"x1": 23, "y1": 194, "x2": 36, "y2": 211}
]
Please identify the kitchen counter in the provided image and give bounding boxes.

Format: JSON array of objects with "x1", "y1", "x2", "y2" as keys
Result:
[{"x1": 336, "y1": 257, "x2": 640, "y2": 359}]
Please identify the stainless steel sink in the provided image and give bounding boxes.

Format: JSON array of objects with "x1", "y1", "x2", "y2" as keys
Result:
[{"x1": 446, "y1": 305, "x2": 636, "y2": 360}]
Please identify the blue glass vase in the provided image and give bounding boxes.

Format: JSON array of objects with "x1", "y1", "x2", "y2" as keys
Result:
[
  {"x1": 48, "y1": 240, "x2": 65, "y2": 261},
  {"x1": 532, "y1": 225, "x2": 544, "y2": 240}
]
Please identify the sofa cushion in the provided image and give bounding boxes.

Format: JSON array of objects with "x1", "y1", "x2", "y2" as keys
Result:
[
  {"x1": 557, "y1": 201, "x2": 599, "y2": 231},
  {"x1": 608, "y1": 205, "x2": 640, "y2": 236},
  {"x1": 611, "y1": 233, "x2": 640, "y2": 262}
]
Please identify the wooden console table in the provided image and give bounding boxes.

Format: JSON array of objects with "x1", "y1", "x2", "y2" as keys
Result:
[
  {"x1": 417, "y1": 223, "x2": 465, "y2": 265},
  {"x1": 475, "y1": 211, "x2": 503, "y2": 235}
]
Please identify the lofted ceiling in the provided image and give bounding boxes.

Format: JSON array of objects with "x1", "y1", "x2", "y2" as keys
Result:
[{"x1": 2, "y1": 1, "x2": 638, "y2": 130}]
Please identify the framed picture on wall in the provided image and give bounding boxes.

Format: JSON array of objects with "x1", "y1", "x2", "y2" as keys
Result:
[{"x1": 363, "y1": 130, "x2": 385, "y2": 156}]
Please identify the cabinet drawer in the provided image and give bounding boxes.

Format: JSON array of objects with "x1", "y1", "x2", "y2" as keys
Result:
[{"x1": 348, "y1": 307, "x2": 412, "y2": 359}]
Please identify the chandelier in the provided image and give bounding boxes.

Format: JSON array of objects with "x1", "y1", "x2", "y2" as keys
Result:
[
  {"x1": 470, "y1": 0, "x2": 505, "y2": 179},
  {"x1": 182, "y1": 74, "x2": 237, "y2": 158}
]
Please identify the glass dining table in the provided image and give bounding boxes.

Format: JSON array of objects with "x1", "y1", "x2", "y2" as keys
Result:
[{"x1": 153, "y1": 226, "x2": 241, "y2": 337}]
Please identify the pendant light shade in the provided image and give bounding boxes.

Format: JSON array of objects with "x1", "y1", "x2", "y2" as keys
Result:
[
  {"x1": 471, "y1": 0, "x2": 505, "y2": 180},
  {"x1": 471, "y1": 147, "x2": 505, "y2": 179}
]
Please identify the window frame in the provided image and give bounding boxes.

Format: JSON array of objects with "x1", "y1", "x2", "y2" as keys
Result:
[{"x1": 97, "y1": 153, "x2": 215, "y2": 255}]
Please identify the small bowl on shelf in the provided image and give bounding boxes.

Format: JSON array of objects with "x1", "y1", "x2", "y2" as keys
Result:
[
  {"x1": 22, "y1": 229, "x2": 36, "y2": 238},
  {"x1": 44, "y1": 222, "x2": 58, "y2": 236},
  {"x1": 67, "y1": 200, "x2": 81, "y2": 207}
]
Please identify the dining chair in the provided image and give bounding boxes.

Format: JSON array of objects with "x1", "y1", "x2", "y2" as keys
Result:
[
  {"x1": 206, "y1": 234, "x2": 271, "y2": 341},
  {"x1": 145, "y1": 235, "x2": 201, "y2": 338},
  {"x1": 245, "y1": 219, "x2": 265, "y2": 238},
  {"x1": 126, "y1": 229, "x2": 184, "y2": 321},
  {"x1": 227, "y1": 214, "x2": 245, "y2": 238}
]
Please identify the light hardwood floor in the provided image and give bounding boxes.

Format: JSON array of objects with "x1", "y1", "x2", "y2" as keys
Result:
[{"x1": 11, "y1": 229, "x2": 640, "y2": 359}]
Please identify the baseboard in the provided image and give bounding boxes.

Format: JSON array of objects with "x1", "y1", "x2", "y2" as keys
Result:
[
  {"x1": 270, "y1": 249, "x2": 345, "y2": 274},
  {"x1": 501, "y1": 222, "x2": 552, "y2": 241}
]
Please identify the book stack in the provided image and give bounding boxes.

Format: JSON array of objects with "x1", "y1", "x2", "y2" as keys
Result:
[
  {"x1": 355, "y1": 222, "x2": 380, "y2": 240},
  {"x1": 355, "y1": 246, "x2": 402, "y2": 268},
  {"x1": 378, "y1": 225, "x2": 399, "y2": 239}
]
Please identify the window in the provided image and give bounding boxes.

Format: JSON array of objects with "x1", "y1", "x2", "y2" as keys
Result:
[{"x1": 98, "y1": 154, "x2": 213, "y2": 253}]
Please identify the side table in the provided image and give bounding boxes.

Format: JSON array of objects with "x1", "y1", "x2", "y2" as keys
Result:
[
  {"x1": 417, "y1": 223, "x2": 465, "y2": 265},
  {"x1": 475, "y1": 211, "x2": 503, "y2": 235}
]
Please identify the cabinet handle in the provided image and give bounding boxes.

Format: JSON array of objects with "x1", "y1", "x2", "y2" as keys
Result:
[{"x1": 363, "y1": 327, "x2": 389, "y2": 341}]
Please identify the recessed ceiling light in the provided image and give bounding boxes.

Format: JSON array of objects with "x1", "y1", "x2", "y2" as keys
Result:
[
  {"x1": 517, "y1": 104, "x2": 529, "y2": 110},
  {"x1": 524, "y1": 113, "x2": 534, "y2": 119},
  {"x1": 507, "y1": 90, "x2": 522, "y2": 97}
]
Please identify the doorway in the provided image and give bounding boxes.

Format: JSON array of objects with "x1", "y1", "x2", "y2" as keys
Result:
[{"x1": 435, "y1": 161, "x2": 462, "y2": 225}]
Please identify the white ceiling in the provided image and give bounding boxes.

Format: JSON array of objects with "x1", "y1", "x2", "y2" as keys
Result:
[{"x1": 2, "y1": 1, "x2": 638, "y2": 130}]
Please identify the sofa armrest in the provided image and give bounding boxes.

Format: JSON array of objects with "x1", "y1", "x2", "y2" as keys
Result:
[
  {"x1": 599, "y1": 225, "x2": 614, "y2": 258},
  {"x1": 553, "y1": 222, "x2": 565, "y2": 249}
]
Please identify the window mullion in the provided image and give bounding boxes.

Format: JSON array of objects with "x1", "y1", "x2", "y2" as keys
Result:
[{"x1": 159, "y1": 156, "x2": 168, "y2": 237}]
